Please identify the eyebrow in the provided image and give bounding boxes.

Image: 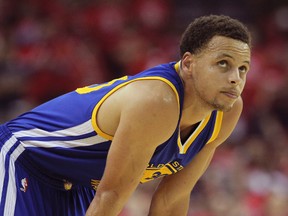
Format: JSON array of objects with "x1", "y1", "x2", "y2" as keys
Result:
[{"x1": 218, "y1": 53, "x2": 250, "y2": 65}]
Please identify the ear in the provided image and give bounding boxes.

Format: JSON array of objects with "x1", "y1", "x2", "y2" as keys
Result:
[{"x1": 181, "y1": 52, "x2": 194, "y2": 74}]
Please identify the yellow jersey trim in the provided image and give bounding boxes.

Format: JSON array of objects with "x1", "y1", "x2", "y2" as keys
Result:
[
  {"x1": 178, "y1": 113, "x2": 212, "y2": 154},
  {"x1": 206, "y1": 111, "x2": 223, "y2": 144},
  {"x1": 91, "y1": 76, "x2": 181, "y2": 140},
  {"x1": 76, "y1": 76, "x2": 129, "y2": 94},
  {"x1": 174, "y1": 61, "x2": 180, "y2": 72}
]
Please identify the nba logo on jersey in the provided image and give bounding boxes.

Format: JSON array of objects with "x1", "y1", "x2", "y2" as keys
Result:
[{"x1": 20, "y1": 178, "x2": 28, "y2": 192}]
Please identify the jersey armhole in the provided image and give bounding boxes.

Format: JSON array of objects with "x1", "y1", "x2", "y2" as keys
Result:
[{"x1": 91, "y1": 77, "x2": 181, "y2": 140}]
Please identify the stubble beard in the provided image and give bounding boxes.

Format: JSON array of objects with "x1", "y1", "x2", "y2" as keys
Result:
[
  {"x1": 193, "y1": 83, "x2": 233, "y2": 112},
  {"x1": 210, "y1": 98, "x2": 233, "y2": 112}
]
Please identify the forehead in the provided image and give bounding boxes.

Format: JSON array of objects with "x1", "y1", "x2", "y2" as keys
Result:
[{"x1": 201, "y1": 35, "x2": 251, "y2": 60}]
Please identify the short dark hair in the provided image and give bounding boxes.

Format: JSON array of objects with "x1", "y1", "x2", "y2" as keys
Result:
[{"x1": 179, "y1": 15, "x2": 252, "y2": 57}]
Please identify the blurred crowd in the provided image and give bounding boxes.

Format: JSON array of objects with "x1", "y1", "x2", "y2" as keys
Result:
[{"x1": 0, "y1": 0, "x2": 288, "y2": 215}]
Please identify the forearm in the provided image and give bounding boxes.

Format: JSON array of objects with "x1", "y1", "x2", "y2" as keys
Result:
[
  {"x1": 86, "y1": 190, "x2": 127, "y2": 216},
  {"x1": 148, "y1": 193, "x2": 190, "y2": 216},
  {"x1": 148, "y1": 146, "x2": 216, "y2": 216}
]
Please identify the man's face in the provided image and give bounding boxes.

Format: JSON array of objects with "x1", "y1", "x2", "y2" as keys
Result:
[{"x1": 190, "y1": 35, "x2": 251, "y2": 112}]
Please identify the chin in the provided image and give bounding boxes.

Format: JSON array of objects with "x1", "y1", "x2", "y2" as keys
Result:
[{"x1": 212, "y1": 102, "x2": 233, "y2": 112}]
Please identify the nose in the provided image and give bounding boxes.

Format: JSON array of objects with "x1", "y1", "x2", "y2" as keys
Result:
[{"x1": 228, "y1": 69, "x2": 241, "y2": 85}]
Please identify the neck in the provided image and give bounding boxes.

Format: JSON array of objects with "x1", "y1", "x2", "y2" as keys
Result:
[
  {"x1": 177, "y1": 62, "x2": 214, "y2": 127},
  {"x1": 180, "y1": 102, "x2": 212, "y2": 129}
]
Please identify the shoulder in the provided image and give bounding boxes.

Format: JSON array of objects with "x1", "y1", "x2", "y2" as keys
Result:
[
  {"x1": 222, "y1": 96, "x2": 243, "y2": 125},
  {"x1": 121, "y1": 79, "x2": 180, "y2": 125},
  {"x1": 124, "y1": 79, "x2": 179, "y2": 107},
  {"x1": 96, "y1": 79, "x2": 180, "y2": 141},
  {"x1": 115, "y1": 79, "x2": 180, "y2": 145}
]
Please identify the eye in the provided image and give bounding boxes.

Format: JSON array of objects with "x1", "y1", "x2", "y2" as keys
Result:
[
  {"x1": 218, "y1": 60, "x2": 228, "y2": 68},
  {"x1": 239, "y1": 65, "x2": 248, "y2": 74}
]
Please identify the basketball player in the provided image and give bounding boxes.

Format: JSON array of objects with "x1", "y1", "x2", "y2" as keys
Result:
[{"x1": 0, "y1": 15, "x2": 251, "y2": 216}]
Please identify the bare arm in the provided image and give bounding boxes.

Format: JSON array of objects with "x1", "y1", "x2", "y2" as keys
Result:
[
  {"x1": 148, "y1": 97, "x2": 243, "y2": 216},
  {"x1": 86, "y1": 80, "x2": 179, "y2": 216}
]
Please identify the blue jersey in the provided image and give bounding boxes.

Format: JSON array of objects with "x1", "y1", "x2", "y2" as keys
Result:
[{"x1": 5, "y1": 61, "x2": 223, "y2": 190}]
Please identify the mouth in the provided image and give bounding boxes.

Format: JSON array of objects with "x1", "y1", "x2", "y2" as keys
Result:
[{"x1": 220, "y1": 90, "x2": 239, "y2": 99}]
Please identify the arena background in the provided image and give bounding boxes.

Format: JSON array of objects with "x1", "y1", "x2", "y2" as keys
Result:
[{"x1": 0, "y1": 0, "x2": 288, "y2": 215}]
